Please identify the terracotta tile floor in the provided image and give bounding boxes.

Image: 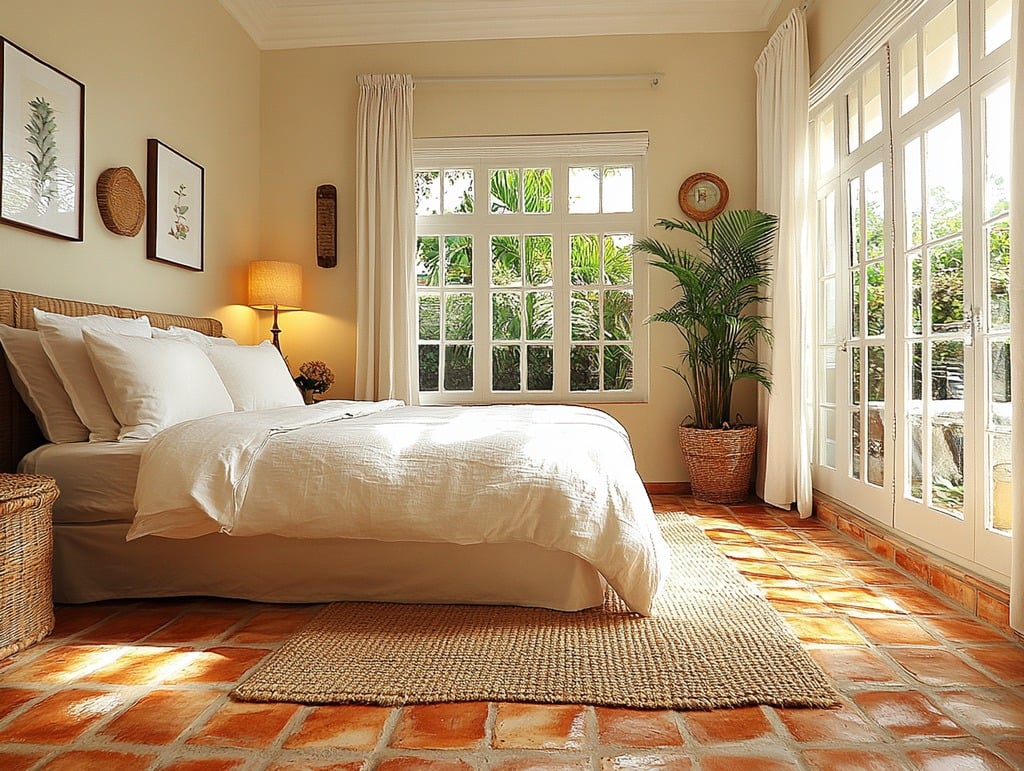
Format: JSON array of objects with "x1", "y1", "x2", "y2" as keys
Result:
[{"x1": 2, "y1": 496, "x2": 1023, "y2": 770}]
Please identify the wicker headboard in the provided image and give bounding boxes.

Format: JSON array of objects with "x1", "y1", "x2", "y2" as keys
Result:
[{"x1": 0, "y1": 289, "x2": 224, "y2": 473}]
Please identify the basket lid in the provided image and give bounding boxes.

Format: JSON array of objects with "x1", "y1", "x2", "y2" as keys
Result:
[
  {"x1": 0, "y1": 474, "x2": 57, "y2": 504},
  {"x1": 96, "y1": 166, "x2": 145, "y2": 237}
]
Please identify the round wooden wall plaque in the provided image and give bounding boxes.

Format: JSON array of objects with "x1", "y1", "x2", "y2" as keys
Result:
[
  {"x1": 677, "y1": 171, "x2": 729, "y2": 222},
  {"x1": 96, "y1": 166, "x2": 145, "y2": 237}
]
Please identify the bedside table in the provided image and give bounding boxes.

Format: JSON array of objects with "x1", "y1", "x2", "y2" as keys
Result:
[{"x1": 0, "y1": 473, "x2": 58, "y2": 660}]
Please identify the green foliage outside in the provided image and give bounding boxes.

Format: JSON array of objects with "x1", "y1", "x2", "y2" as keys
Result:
[
  {"x1": 864, "y1": 186, "x2": 1010, "y2": 393},
  {"x1": 416, "y1": 168, "x2": 634, "y2": 393},
  {"x1": 858, "y1": 183, "x2": 1011, "y2": 512}
]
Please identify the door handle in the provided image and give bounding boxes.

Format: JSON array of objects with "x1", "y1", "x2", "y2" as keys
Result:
[{"x1": 959, "y1": 309, "x2": 975, "y2": 347}]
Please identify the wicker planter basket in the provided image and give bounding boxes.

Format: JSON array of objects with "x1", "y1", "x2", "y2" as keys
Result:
[
  {"x1": 678, "y1": 424, "x2": 758, "y2": 504},
  {"x1": 0, "y1": 474, "x2": 58, "y2": 660}
]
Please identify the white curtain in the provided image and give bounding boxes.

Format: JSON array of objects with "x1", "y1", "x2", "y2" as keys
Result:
[
  {"x1": 1010, "y1": 7, "x2": 1023, "y2": 634},
  {"x1": 355, "y1": 74, "x2": 419, "y2": 404},
  {"x1": 754, "y1": 9, "x2": 814, "y2": 518}
]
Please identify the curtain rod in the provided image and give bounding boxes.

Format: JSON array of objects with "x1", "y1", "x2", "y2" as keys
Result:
[{"x1": 413, "y1": 72, "x2": 664, "y2": 87}]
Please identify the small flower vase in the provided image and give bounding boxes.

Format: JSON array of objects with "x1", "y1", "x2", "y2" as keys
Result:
[{"x1": 301, "y1": 389, "x2": 316, "y2": 405}]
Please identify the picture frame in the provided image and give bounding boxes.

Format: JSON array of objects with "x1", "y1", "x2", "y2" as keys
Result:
[
  {"x1": 147, "y1": 138, "x2": 204, "y2": 271},
  {"x1": 0, "y1": 38, "x2": 85, "y2": 241}
]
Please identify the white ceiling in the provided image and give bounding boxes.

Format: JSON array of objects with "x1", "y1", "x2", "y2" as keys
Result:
[{"x1": 220, "y1": 0, "x2": 785, "y2": 50}]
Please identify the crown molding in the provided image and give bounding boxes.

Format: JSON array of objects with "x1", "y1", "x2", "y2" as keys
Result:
[
  {"x1": 415, "y1": 131, "x2": 649, "y2": 162},
  {"x1": 220, "y1": 0, "x2": 780, "y2": 50},
  {"x1": 219, "y1": 0, "x2": 277, "y2": 47}
]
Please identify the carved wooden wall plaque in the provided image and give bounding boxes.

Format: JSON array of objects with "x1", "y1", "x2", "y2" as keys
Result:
[{"x1": 316, "y1": 184, "x2": 337, "y2": 268}]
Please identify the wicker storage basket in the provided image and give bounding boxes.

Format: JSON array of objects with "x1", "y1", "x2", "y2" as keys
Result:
[
  {"x1": 0, "y1": 474, "x2": 58, "y2": 660},
  {"x1": 678, "y1": 424, "x2": 758, "y2": 504}
]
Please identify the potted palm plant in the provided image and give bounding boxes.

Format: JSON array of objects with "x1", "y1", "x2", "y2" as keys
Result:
[{"x1": 634, "y1": 209, "x2": 778, "y2": 503}]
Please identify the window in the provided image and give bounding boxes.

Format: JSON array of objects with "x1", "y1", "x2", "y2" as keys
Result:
[{"x1": 414, "y1": 134, "x2": 648, "y2": 404}]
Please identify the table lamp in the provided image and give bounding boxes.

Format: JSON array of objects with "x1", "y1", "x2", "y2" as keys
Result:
[{"x1": 248, "y1": 260, "x2": 302, "y2": 351}]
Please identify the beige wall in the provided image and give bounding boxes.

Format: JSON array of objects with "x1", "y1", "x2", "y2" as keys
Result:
[
  {"x1": 0, "y1": 2, "x2": 875, "y2": 483},
  {"x1": 259, "y1": 32, "x2": 768, "y2": 482},
  {"x1": 0, "y1": 0, "x2": 261, "y2": 341},
  {"x1": 806, "y1": 0, "x2": 880, "y2": 73}
]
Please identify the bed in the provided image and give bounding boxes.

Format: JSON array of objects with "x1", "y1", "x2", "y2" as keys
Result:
[{"x1": 1, "y1": 289, "x2": 668, "y2": 612}]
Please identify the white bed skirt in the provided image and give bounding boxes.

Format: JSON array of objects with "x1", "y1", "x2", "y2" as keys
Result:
[{"x1": 53, "y1": 522, "x2": 609, "y2": 610}]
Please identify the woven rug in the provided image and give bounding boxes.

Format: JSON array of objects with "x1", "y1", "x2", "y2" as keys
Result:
[{"x1": 233, "y1": 512, "x2": 839, "y2": 709}]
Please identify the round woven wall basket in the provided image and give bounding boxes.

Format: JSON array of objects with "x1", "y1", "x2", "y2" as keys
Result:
[
  {"x1": 678, "y1": 424, "x2": 758, "y2": 504},
  {"x1": 96, "y1": 166, "x2": 145, "y2": 237}
]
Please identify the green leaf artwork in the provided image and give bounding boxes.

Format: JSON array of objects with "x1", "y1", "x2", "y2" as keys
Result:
[
  {"x1": 24, "y1": 96, "x2": 58, "y2": 213},
  {"x1": 168, "y1": 184, "x2": 189, "y2": 240}
]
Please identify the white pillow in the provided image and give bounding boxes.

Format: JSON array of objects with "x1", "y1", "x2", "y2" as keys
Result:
[
  {"x1": 153, "y1": 326, "x2": 237, "y2": 349},
  {"x1": 34, "y1": 309, "x2": 153, "y2": 442},
  {"x1": 205, "y1": 341, "x2": 304, "y2": 411},
  {"x1": 0, "y1": 325, "x2": 89, "y2": 443},
  {"x1": 82, "y1": 330, "x2": 234, "y2": 440}
]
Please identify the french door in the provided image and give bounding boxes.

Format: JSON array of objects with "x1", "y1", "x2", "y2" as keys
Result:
[
  {"x1": 813, "y1": 54, "x2": 894, "y2": 525},
  {"x1": 892, "y1": 76, "x2": 1012, "y2": 577},
  {"x1": 812, "y1": 0, "x2": 1013, "y2": 581}
]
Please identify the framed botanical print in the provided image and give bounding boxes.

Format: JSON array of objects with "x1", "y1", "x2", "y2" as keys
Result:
[
  {"x1": 147, "y1": 138, "x2": 204, "y2": 271},
  {"x1": 0, "y1": 38, "x2": 85, "y2": 240}
]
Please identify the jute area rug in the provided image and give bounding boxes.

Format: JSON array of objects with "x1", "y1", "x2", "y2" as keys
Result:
[{"x1": 233, "y1": 512, "x2": 839, "y2": 710}]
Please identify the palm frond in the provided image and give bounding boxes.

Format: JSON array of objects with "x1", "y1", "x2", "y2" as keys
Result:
[{"x1": 635, "y1": 209, "x2": 778, "y2": 428}]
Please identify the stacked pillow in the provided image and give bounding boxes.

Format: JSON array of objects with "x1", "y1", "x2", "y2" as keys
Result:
[
  {"x1": 0, "y1": 309, "x2": 305, "y2": 445},
  {"x1": 81, "y1": 330, "x2": 235, "y2": 440},
  {"x1": 206, "y1": 341, "x2": 304, "y2": 411},
  {"x1": 0, "y1": 324, "x2": 89, "y2": 443},
  {"x1": 152, "y1": 325, "x2": 240, "y2": 350},
  {"x1": 35, "y1": 310, "x2": 153, "y2": 441}
]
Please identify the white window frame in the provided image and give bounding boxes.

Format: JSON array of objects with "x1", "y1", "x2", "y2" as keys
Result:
[{"x1": 413, "y1": 133, "x2": 649, "y2": 405}]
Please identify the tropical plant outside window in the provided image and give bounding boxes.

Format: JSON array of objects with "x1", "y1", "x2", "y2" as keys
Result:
[{"x1": 413, "y1": 137, "x2": 647, "y2": 404}]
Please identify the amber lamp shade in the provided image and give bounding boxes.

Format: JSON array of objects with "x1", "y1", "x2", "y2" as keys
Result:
[{"x1": 248, "y1": 260, "x2": 302, "y2": 351}]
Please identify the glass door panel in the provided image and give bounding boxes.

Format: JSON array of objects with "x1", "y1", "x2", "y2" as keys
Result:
[
  {"x1": 849, "y1": 162, "x2": 888, "y2": 492},
  {"x1": 816, "y1": 186, "x2": 840, "y2": 472},
  {"x1": 984, "y1": 0, "x2": 1012, "y2": 54},
  {"x1": 975, "y1": 72, "x2": 1012, "y2": 573},
  {"x1": 929, "y1": 339, "x2": 965, "y2": 516},
  {"x1": 894, "y1": 100, "x2": 976, "y2": 558},
  {"x1": 923, "y1": 1, "x2": 960, "y2": 98},
  {"x1": 833, "y1": 156, "x2": 892, "y2": 518}
]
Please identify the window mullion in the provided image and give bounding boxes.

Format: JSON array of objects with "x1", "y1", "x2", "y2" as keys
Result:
[
  {"x1": 551, "y1": 159, "x2": 571, "y2": 397},
  {"x1": 473, "y1": 162, "x2": 490, "y2": 397}
]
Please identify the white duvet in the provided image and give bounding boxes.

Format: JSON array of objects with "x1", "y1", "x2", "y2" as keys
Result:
[{"x1": 130, "y1": 401, "x2": 670, "y2": 614}]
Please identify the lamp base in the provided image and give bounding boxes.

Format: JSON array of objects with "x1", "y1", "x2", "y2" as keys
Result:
[{"x1": 270, "y1": 305, "x2": 282, "y2": 352}]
